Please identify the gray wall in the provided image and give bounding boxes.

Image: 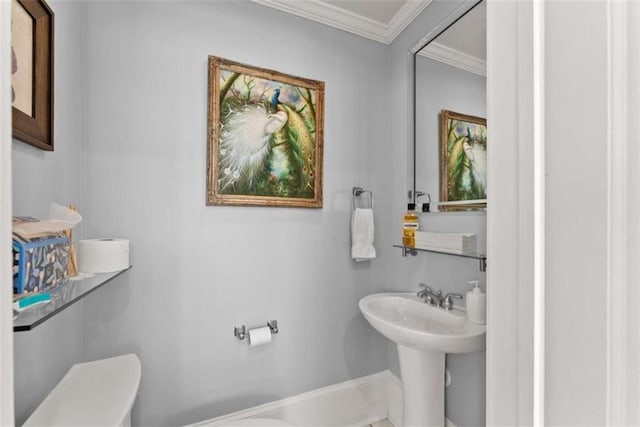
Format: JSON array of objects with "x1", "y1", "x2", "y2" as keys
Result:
[
  {"x1": 12, "y1": 1, "x2": 85, "y2": 424},
  {"x1": 77, "y1": 1, "x2": 390, "y2": 425},
  {"x1": 388, "y1": 1, "x2": 486, "y2": 426}
]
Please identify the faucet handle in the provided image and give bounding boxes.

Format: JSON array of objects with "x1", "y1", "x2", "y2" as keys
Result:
[
  {"x1": 445, "y1": 292, "x2": 463, "y2": 299},
  {"x1": 417, "y1": 283, "x2": 427, "y2": 299},
  {"x1": 443, "y1": 293, "x2": 464, "y2": 310},
  {"x1": 419, "y1": 283, "x2": 437, "y2": 294}
]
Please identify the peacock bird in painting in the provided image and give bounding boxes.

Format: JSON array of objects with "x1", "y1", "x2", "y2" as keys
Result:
[
  {"x1": 218, "y1": 103, "x2": 288, "y2": 190},
  {"x1": 270, "y1": 88, "x2": 281, "y2": 113},
  {"x1": 446, "y1": 122, "x2": 487, "y2": 200},
  {"x1": 462, "y1": 126, "x2": 487, "y2": 194},
  {"x1": 218, "y1": 78, "x2": 316, "y2": 198}
]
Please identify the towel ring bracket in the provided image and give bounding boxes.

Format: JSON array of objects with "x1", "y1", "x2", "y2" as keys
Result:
[{"x1": 352, "y1": 187, "x2": 374, "y2": 210}]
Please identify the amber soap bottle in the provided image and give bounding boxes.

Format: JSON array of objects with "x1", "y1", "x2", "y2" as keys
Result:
[{"x1": 402, "y1": 203, "x2": 419, "y2": 247}]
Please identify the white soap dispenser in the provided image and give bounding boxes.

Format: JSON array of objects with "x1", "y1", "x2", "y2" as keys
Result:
[{"x1": 465, "y1": 280, "x2": 486, "y2": 325}]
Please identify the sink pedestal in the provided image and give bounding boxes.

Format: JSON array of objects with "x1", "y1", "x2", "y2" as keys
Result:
[{"x1": 397, "y1": 345, "x2": 445, "y2": 427}]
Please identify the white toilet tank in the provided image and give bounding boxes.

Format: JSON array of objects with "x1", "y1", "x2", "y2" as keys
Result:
[{"x1": 23, "y1": 353, "x2": 142, "y2": 427}]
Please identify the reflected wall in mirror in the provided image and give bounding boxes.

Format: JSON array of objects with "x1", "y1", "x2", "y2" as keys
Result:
[{"x1": 413, "y1": 1, "x2": 486, "y2": 212}]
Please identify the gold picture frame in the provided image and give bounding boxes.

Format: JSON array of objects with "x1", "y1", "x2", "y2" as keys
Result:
[
  {"x1": 11, "y1": 0, "x2": 54, "y2": 151},
  {"x1": 207, "y1": 56, "x2": 325, "y2": 208},
  {"x1": 439, "y1": 110, "x2": 487, "y2": 211}
]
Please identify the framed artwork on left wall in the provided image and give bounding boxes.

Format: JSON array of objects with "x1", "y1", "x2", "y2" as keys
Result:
[{"x1": 11, "y1": 0, "x2": 54, "y2": 151}]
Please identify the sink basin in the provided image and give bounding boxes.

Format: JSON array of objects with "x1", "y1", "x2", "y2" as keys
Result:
[
  {"x1": 359, "y1": 292, "x2": 486, "y2": 427},
  {"x1": 358, "y1": 292, "x2": 485, "y2": 353}
]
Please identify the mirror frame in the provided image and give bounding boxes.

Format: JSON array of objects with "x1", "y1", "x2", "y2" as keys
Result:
[{"x1": 408, "y1": 0, "x2": 484, "y2": 205}]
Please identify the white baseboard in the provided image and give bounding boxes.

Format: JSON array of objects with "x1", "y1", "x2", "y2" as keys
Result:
[
  {"x1": 187, "y1": 370, "x2": 456, "y2": 427},
  {"x1": 186, "y1": 371, "x2": 388, "y2": 427}
]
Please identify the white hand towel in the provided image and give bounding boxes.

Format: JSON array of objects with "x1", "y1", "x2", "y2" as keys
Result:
[{"x1": 351, "y1": 208, "x2": 376, "y2": 262}]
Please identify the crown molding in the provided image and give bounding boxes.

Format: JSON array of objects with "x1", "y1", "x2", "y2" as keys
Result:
[
  {"x1": 250, "y1": 0, "x2": 431, "y2": 45},
  {"x1": 418, "y1": 42, "x2": 486, "y2": 76}
]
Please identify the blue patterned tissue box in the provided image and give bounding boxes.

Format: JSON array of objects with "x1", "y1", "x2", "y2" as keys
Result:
[{"x1": 12, "y1": 217, "x2": 70, "y2": 294}]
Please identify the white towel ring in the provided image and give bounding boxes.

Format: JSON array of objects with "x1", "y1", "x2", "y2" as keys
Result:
[{"x1": 352, "y1": 187, "x2": 374, "y2": 210}]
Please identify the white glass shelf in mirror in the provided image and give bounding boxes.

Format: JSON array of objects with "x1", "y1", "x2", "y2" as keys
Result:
[{"x1": 393, "y1": 244, "x2": 486, "y2": 271}]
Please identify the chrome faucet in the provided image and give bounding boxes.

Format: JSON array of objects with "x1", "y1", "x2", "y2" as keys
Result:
[
  {"x1": 417, "y1": 284, "x2": 463, "y2": 310},
  {"x1": 442, "y1": 293, "x2": 464, "y2": 310},
  {"x1": 417, "y1": 283, "x2": 443, "y2": 306}
]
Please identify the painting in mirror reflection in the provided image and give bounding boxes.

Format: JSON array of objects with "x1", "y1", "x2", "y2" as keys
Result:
[{"x1": 439, "y1": 110, "x2": 486, "y2": 210}]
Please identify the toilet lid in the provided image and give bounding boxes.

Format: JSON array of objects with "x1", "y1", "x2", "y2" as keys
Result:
[
  {"x1": 23, "y1": 353, "x2": 142, "y2": 426},
  {"x1": 219, "y1": 419, "x2": 292, "y2": 427}
]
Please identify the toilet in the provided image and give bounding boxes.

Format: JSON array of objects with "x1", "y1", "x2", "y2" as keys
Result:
[{"x1": 23, "y1": 353, "x2": 142, "y2": 426}]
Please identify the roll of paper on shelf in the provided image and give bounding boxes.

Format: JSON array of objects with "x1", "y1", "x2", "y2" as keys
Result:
[{"x1": 78, "y1": 238, "x2": 130, "y2": 273}]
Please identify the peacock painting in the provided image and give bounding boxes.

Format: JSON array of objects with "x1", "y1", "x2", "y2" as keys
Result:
[
  {"x1": 439, "y1": 110, "x2": 487, "y2": 211},
  {"x1": 207, "y1": 56, "x2": 325, "y2": 208}
]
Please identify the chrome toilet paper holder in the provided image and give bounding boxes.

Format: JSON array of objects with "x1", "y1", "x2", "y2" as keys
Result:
[{"x1": 234, "y1": 320, "x2": 278, "y2": 340}]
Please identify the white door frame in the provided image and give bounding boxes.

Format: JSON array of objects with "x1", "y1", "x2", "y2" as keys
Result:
[
  {"x1": 606, "y1": 1, "x2": 640, "y2": 424},
  {"x1": 0, "y1": 0, "x2": 15, "y2": 424},
  {"x1": 487, "y1": 0, "x2": 639, "y2": 425},
  {"x1": 486, "y1": 1, "x2": 536, "y2": 424}
]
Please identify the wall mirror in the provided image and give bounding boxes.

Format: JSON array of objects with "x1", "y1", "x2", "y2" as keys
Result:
[{"x1": 410, "y1": 0, "x2": 486, "y2": 212}]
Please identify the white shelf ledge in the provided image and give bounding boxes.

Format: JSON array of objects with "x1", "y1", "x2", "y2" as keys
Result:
[
  {"x1": 393, "y1": 245, "x2": 486, "y2": 272},
  {"x1": 13, "y1": 267, "x2": 131, "y2": 332}
]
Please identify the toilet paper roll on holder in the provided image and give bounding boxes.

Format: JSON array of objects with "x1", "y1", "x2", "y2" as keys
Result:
[{"x1": 234, "y1": 320, "x2": 278, "y2": 340}]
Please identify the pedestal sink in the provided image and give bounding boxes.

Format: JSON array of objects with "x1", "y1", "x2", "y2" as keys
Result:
[{"x1": 359, "y1": 292, "x2": 486, "y2": 427}]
